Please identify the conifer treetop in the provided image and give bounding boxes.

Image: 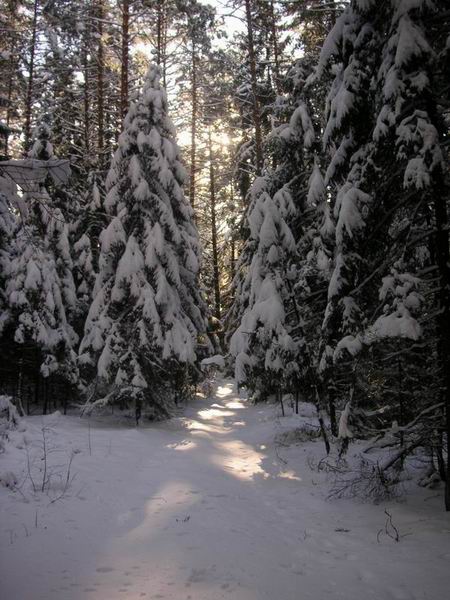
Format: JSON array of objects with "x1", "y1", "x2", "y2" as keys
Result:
[{"x1": 80, "y1": 63, "x2": 207, "y2": 413}]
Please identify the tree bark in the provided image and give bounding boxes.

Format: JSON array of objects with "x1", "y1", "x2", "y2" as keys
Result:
[
  {"x1": 4, "y1": 4, "x2": 18, "y2": 157},
  {"x1": 229, "y1": 183, "x2": 236, "y2": 281},
  {"x1": 432, "y1": 168, "x2": 450, "y2": 510},
  {"x1": 189, "y1": 43, "x2": 198, "y2": 211},
  {"x1": 157, "y1": 0, "x2": 162, "y2": 65},
  {"x1": 24, "y1": 0, "x2": 39, "y2": 153},
  {"x1": 96, "y1": 0, "x2": 105, "y2": 167},
  {"x1": 82, "y1": 26, "x2": 91, "y2": 157},
  {"x1": 208, "y1": 129, "x2": 221, "y2": 320},
  {"x1": 269, "y1": 0, "x2": 281, "y2": 95},
  {"x1": 328, "y1": 383, "x2": 338, "y2": 437},
  {"x1": 120, "y1": 0, "x2": 130, "y2": 123},
  {"x1": 244, "y1": 0, "x2": 263, "y2": 175}
]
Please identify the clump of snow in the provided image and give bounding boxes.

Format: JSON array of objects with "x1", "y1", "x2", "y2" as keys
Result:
[
  {"x1": 368, "y1": 268, "x2": 423, "y2": 341},
  {"x1": 371, "y1": 306, "x2": 421, "y2": 340},
  {"x1": 333, "y1": 334, "x2": 364, "y2": 361},
  {"x1": 201, "y1": 355, "x2": 225, "y2": 370},
  {"x1": 0, "y1": 395, "x2": 23, "y2": 436}
]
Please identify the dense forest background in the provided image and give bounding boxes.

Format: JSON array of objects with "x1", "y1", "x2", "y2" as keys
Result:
[{"x1": 1, "y1": 0, "x2": 449, "y2": 508}]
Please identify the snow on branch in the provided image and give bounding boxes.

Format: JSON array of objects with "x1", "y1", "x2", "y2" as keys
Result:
[{"x1": 0, "y1": 159, "x2": 71, "y2": 191}]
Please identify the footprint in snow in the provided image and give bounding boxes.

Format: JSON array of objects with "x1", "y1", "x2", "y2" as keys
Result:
[
  {"x1": 388, "y1": 588, "x2": 414, "y2": 600},
  {"x1": 359, "y1": 570, "x2": 375, "y2": 582},
  {"x1": 187, "y1": 567, "x2": 208, "y2": 583}
]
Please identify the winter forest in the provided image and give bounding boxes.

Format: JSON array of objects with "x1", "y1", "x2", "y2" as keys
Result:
[{"x1": 1, "y1": 0, "x2": 450, "y2": 598}]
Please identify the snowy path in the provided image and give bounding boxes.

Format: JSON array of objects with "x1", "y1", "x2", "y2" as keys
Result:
[{"x1": 1, "y1": 379, "x2": 450, "y2": 600}]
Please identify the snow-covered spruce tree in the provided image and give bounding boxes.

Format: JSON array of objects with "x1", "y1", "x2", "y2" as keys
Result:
[
  {"x1": 310, "y1": 0, "x2": 450, "y2": 499},
  {"x1": 26, "y1": 121, "x2": 78, "y2": 322},
  {"x1": 79, "y1": 64, "x2": 208, "y2": 418},
  {"x1": 69, "y1": 173, "x2": 104, "y2": 338},
  {"x1": 274, "y1": 59, "x2": 335, "y2": 426},
  {"x1": 304, "y1": 1, "x2": 384, "y2": 438},
  {"x1": 5, "y1": 121, "x2": 79, "y2": 409},
  {"x1": 30, "y1": 120, "x2": 101, "y2": 342},
  {"x1": 228, "y1": 57, "x2": 332, "y2": 423},
  {"x1": 368, "y1": 0, "x2": 450, "y2": 507},
  {"x1": 72, "y1": 229, "x2": 96, "y2": 336},
  {"x1": 230, "y1": 177, "x2": 301, "y2": 402},
  {"x1": 0, "y1": 175, "x2": 16, "y2": 338}
]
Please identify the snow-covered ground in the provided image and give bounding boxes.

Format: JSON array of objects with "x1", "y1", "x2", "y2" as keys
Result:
[{"x1": 1, "y1": 379, "x2": 449, "y2": 600}]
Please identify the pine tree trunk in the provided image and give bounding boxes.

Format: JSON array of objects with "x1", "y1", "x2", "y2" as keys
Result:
[
  {"x1": 316, "y1": 390, "x2": 330, "y2": 455},
  {"x1": 229, "y1": 183, "x2": 236, "y2": 281},
  {"x1": 24, "y1": 0, "x2": 39, "y2": 153},
  {"x1": 82, "y1": 39, "x2": 90, "y2": 156},
  {"x1": 5, "y1": 33, "x2": 17, "y2": 156},
  {"x1": 162, "y1": 5, "x2": 168, "y2": 88},
  {"x1": 156, "y1": 0, "x2": 168, "y2": 85},
  {"x1": 432, "y1": 169, "x2": 450, "y2": 510},
  {"x1": 157, "y1": 0, "x2": 162, "y2": 64},
  {"x1": 208, "y1": 129, "x2": 221, "y2": 320},
  {"x1": 328, "y1": 383, "x2": 338, "y2": 437},
  {"x1": 3, "y1": 1, "x2": 16, "y2": 155},
  {"x1": 42, "y1": 377, "x2": 48, "y2": 415},
  {"x1": 278, "y1": 390, "x2": 285, "y2": 416},
  {"x1": 34, "y1": 353, "x2": 40, "y2": 411},
  {"x1": 269, "y1": 0, "x2": 281, "y2": 95},
  {"x1": 120, "y1": 0, "x2": 130, "y2": 123},
  {"x1": 189, "y1": 43, "x2": 197, "y2": 211},
  {"x1": 96, "y1": 0, "x2": 105, "y2": 167},
  {"x1": 230, "y1": 236, "x2": 236, "y2": 282},
  {"x1": 16, "y1": 358, "x2": 25, "y2": 416},
  {"x1": 244, "y1": 0, "x2": 263, "y2": 176}
]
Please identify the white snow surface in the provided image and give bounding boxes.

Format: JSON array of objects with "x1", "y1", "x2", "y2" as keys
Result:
[{"x1": 1, "y1": 379, "x2": 449, "y2": 600}]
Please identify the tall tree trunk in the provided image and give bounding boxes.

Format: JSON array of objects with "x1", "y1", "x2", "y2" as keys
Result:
[
  {"x1": 96, "y1": 0, "x2": 105, "y2": 167},
  {"x1": 156, "y1": 0, "x2": 167, "y2": 75},
  {"x1": 244, "y1": 0, "x2": 263, "y2": 176},
  {"x1": 157, "y1": 0, "x2": 162, "y2": 65},
  {"x1": 120, "y1": 0, "x2": 130, "y2": 123},
  {"x1": 269, "y1": 0, "x2": 281, "y2": 95},
  {"x1": 161, "y1": 2, "x2": 168, "y2": 88},
  {"x1": 432, "y1": 169, "x2": 450, "y2": 510},
  {"x1": 189, "y1": 43, "x2": 197, "y2": 211},
  {"x1": 230, "y1": 238, "x2": 236, "y2": 282},
  {"x1": 82, "y1": 35, "x2": 91, "y2": 157},
  {"x1": 208, "y1": 129, "x2": 221, "y2": 320},
  {"x1": 229, "y1": 183, "x2": 237, "y2": 282},
  {"x1": 4, "y1": 2, "x2": 18, "y2": 158},
  {"x1": 4, "y1": 51, "x2": 15, "y2": 156},
  {"x1": 328, "y1": 383, "x2": 338, "y2": 437},
  {"x1": 164, "y1": 26, "x2": 168, "y2": 88},
  {"x1": 24, "y1": 0, "x2": 39, "y2": 153}
]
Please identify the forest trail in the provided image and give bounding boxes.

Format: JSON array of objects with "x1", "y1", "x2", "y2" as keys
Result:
[{"x1": 1, "y1": 379, "x2": 449, "y2": 600}]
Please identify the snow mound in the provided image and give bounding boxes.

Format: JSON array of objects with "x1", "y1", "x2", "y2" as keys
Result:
[{"x1": 201, "y1": 354, "x2": 225, "y2": 370}]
